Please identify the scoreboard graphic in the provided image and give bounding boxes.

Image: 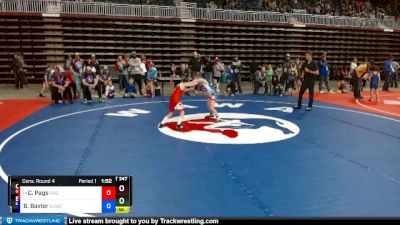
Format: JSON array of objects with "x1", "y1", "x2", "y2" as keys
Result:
[{"x1": 8, "y1": 176, "x2": 132, "y2": 214}]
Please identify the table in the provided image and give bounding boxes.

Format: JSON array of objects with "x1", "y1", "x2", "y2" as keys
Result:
[{"x1": 157, "y1": 76, "x2": 182, "y2": 96}]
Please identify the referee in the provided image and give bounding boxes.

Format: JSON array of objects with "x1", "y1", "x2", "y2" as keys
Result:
[{"x1": 294, "y1": 50, "x2": 319, "y2": 111}]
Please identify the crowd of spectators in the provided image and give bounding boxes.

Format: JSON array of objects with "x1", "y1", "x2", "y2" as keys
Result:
[
  {"x1": 34, "y1": 51, "x2": 159, "y2": 105},
  {"x1": 72, "y1": 0, "x2": 400, "y2": 20},
  {"x1": 11, "y1": 50, "x2": 399, "y2": 106},
  {"x1": 196, "y1": 0, "x2": 399, "y2": 19}
]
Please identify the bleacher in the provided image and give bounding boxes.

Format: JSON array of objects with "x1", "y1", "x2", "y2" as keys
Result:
[
  {"x1": 96, "y1": 0, "x2": 176, "y2": 7},
  {"x1": 0, "y1": 0, "x2": 399, "y2": 83}
]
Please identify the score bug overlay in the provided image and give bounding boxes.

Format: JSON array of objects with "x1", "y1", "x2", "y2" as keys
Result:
[{"x1": 8, "y1": 176, "x2": 132, "y2": 214}]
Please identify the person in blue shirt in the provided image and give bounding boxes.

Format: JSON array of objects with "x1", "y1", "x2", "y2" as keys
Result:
[
  {"x1": 318, "y1": 52, "x2": 333, "y2": 93},
  {"x1": 123, "y1": 77, "x2": 137, "y2": 98},
  {"x1": 383, "y1": 55, "x2": 394, "y2": 91},
  {"x1": 145, "y1": 62, "x2": 158, "y2": 98},
  {"x1": 369, "y1": 66, "x2": 381, "y2": 102},
  {"x1": 224, "y1": 64, "x2": 235, "y2": 96},
  {"x1": 194, "y1": 78, "x2": 221, "y2": 123},
  {"x1": 146, "y1": 62, "x2": 158, "y2": 81}
]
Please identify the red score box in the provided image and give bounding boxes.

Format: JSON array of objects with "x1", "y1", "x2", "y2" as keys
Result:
[{"x1": 102, "y1": 186, "x2": 116, "y2": 200}]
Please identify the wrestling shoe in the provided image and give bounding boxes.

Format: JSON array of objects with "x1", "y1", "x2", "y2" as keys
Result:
[
  {"x1": 214, "y1": 118, "x2": 223, "y2": 123},
  {"x1": 205, "y1": 114, "x2": 215, "y2": 119}
]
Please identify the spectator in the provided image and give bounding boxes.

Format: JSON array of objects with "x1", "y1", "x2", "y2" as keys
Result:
[
  {"x1": 249, "y1": 60, "x2": 259, "y2": 82},
  {"x1": 338, "y1": 64, "x2": 350, "y2": 92},
  {"x1": 10, "y1": 53, "x2": 19, "y2": 89},
  {"x1": 318, "y1": 52, "x2": 333, "y2": 93},
  {"x1": 128, "y1": 51, "x2": 143, "y2": 95},
  {"x1": 49, "y1": 66, "x2": 72, "y2": 105},
  {"x1": 391, "y1": 60, "x2": 399, "y2": 88},
  {"x1": 18, "y1": 54, "x2": 28, "y2": 88},
  {"x1": 204, "y1": 56, "x2": 214, "y2": 85},
  {"x1": 39, "y1": 64, "x2": 53, "y2": 97},
  {"x1": 171, "y1": 63, "x2": 177, "y2": 76},
  {"x1": 145, "y1": 79, "x2": 155, "y2": 98},
  {"x1": 70, "y1": 52, "x2": 84, "y2": 98},
  {"x1": 188, "y1": 51, "x2": 202, "y2": 79},
  {"x1": 383, "y1": 55, "x2": 395, "y2": 91},
  {"x1": 119, "y1": 55, "x2": 130, "y2": 93},
  {"x1": 166, "y1": 63, "x2": 178, "y2": 86},
  {"x1": 294, "y1": 50, "x2": 319, "y2": 111},
  {"x1": 336, "y1": 80, "x2": 349, "y2": 94},
  {"x1": 63, "y1": 60, "x2": 76, "y2": 100},
  {"x1": 211, "y1": 78, "x2": 220, "y2": 95},
  {"x1": 206, "y1": 0, "x2": 218, "y2": 9},
  {"x1": 282, "y1": 53, "x2": 292, "y2": 90},
  {"x1": 10, "y1": 53, "x2": 25, "y2": 89},
  {"x1": 147, "y1": 62, "x2": 158, "y2": 81},
  {"x1": 224, "y1": 63, "x2": 235, "y2": 96},
  {"x1": 286, "y1": 63, "x2": 298, "y2": 96},
  {"x1": 123, "y1": 77, "x2": 137, "y2": 98},
  {"x1": 147, "y1": 62, "x2": 158, "y2": 96},
  {"x1": 364, "y1": 0, "x2": 373, "y2": 14},
  {"x1": 264, "y1": 64, "x2": 274, "y2": 95},
  {"x1": 253, "y1": 66, "x2": 266, "y2": 95},
  {"x1": 295, "y1": 57, "x2": 304, "y2": 93},
  {"x1": 272, "y1": 65, "x2": 284, "y2": 96},
  {"x1": 331, "y1": 64, "x2": 339, "y2": 80},
  {"x1": 232, "y1": 56, "x2": 243, "y2": 94},
  {"x1": 87, "y1": 54, "x2": 100, "y2": 75},
  {"x1": 82, "y1": 66, "x2": 103, "y2": 104},
  {"x1": 176, "y1": 64, "x2": 190, "y2": 81},
  {"x1": 213, "y1": 57, "x2": 224, "y2": 84},
  {"x1": 355, "y1": 0, "x2": 362, "y2": 13},
  {"x1": 65, "y1": 55, "x2": 72, "y2": 69},
  {"x1": 105, "y1": 80, "x2": 116, "y2": 98},
  {"x1": 140, "y1": 54, "x2": 151, "y2": 71},
  {"x1": 139, "y1": 60, "x2": 147, "y2": 91},
  {"x1": 98, "y1": 65, "x2": 111, "y2": 95},
  {"x1": 349, "y1": 57, "x2": 358, "y2": 77},
  {"x1": 115, "y1": 56, "x2": 123, "y2": 91},
  {"x1": 339, "y1": 65, "x2": 349, "y2": 81}
]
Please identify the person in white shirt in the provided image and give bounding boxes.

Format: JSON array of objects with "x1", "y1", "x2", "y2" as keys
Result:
[
  {"x1": 139, "y1": 62, "x2": 147, "y2": 94},
  {"x1": 128, "y1": 51, "x2": 143, "y2": 95},
  {"x1": 105, "y1": 80, "x2": 116, "y2": 98},
  {"x1": 349, "y1": 58, "x2": 358, "y2": 76},
  {"x1": 391, "y1": 61, "x2": 399, "y2": 88}
]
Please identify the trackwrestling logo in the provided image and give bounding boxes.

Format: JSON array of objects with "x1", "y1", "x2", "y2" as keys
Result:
[{"x1": 158, "y1": 113, "x2": 300, "y2": 144}]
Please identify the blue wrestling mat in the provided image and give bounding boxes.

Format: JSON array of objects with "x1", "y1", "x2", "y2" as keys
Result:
[{"x1": 0, "y1": 95, "x2": 399, "y2": 217}]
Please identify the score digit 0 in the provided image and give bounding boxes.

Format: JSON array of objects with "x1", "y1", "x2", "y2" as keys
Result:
[
  {"x1": 119, "y1": 197, "x2": 125, "y2": 205},
  {"x1": 118, "y1": 185, "x2": 125, "y2": 192}
]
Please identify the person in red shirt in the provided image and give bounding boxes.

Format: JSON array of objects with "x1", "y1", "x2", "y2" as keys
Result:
[
  {"x1": 65, "y1": 67, "x2": 77, "y2": 100},
  {"x1": 115, "y1": 56, "x2": 122, "y2": 91},
  {"x1": 158, "y1": 79, "x2": 203, "y2": 130},
  {"x1": 140, "y1": 54, "x2": 151, "y2": 71}
]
